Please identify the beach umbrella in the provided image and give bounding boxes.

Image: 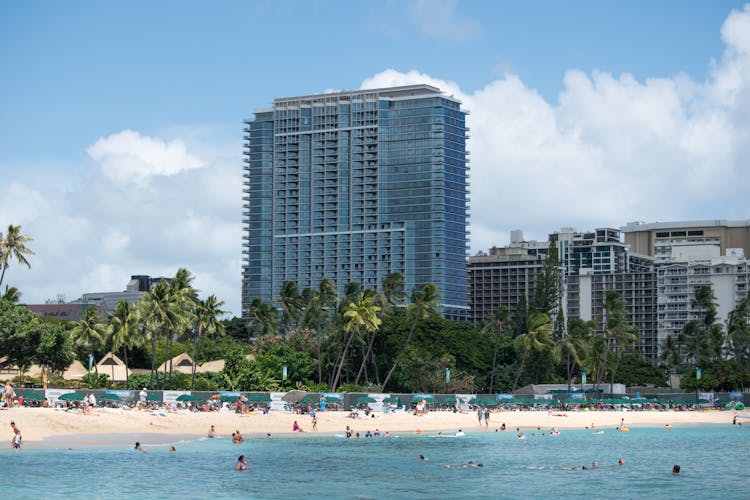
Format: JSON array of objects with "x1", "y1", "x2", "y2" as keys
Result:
[
  {"x1": 282, "y1": 390, "x2": 308, "y2": 403},
  {"x1": 441, "y1": 397, "x2": 458, "y2": 404},
  {"x1": 299, "y1": 396, "x2": 313, "y2": 403},
  {"x1": 355, "y1": 396, "x2": 377, "y2": 404},
  {"x1": 382, "y1": 397, "x2": 399, "y2": 403},
  {"x1": 22, "y1": 392, "x2": 44, "y2": 401},
  {"x1": 101, "y1": 393, "x2": 121, "y2": 401},
  {"x1": 59, "y1": 392, "x2": 84, "y2": 401},
  {"x1": 221, "y1": 395, "x2": 239, "y2": 403},
  {"x1": 176, "y1": 394, "x2": 203, "y2": 402},
  {"x1": 146, "y1": 393, "x2": 161, "y2": 402}
]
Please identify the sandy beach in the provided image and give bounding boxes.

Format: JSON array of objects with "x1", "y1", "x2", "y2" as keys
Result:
[{"x1": 2, "y1": 406, "x2": 746, "y2": 445}]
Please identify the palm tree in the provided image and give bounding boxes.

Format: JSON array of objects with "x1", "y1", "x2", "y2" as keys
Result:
[
  {"x1": 0, "y1": 224, "x2": 34, "y2": 288},
  {"x1": 381, "y1": 283, "x2": 441, "y2": 390},
  {"x1": 280, "y1": 281, "x2": 302, "y2": 335},
  {"x1": 167, "y1": 268, "x2": 197, "y2": 382},
  {"x1": 301, "y1": 278, "x2": 337, "y2": 383},
  {"x1": 140, "y1": 281, "x2": 183, "y2": 388},
  {"x1": 192, "y1": 294, "x2": 226, "y2": 388},
  {"x1": 107, "y1": 300, "x2": 140, "y2": 386},
  {"x1": 2, "y1": 285, "x2": 21, "y2": 303},
  {"x1": 246, "y1": 298, "x2": 279, "y2": 338},
  {"x1": 331, "y1": 292, "x2": 381, "y2": 391},
  {"x1": 727, "y1": 298, "x2": 750, "y2": 391},
  {"x1": 595, "y1": 291, "x2": 638, "y2": 392},
  {"x1": 512, "y1": 312, "x2": 553, "y2": 391},
  {"x1": 660, "y1": 334, "x2": 683, "y2": 390},
  {"x1": 483, "y1": 306, "x2": 509, "y2": 393},
  {"x1": 554, "y1": 317, "x2": 592, "y2": 392},
  {"x1": 381, "y1": 272, "x2": 407, "y2": 307},
  {"x1": 70, "y1": 307, "x2": 106, "y2": 385}
]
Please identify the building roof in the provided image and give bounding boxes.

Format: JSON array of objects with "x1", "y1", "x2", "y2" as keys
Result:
[
  {"x1": 96, "y1": 352, "x2": 132, "y2": 382},
  {"x1": 157, "y1": 352, "x2": 196, "y2": 375},
  {"x1": 622, "y1": 220, "x2": 750, "y2": 232}
]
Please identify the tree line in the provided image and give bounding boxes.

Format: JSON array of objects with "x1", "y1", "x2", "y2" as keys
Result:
[{"x1": 1, "y1": 224, "x2": 748, "y2": 393}]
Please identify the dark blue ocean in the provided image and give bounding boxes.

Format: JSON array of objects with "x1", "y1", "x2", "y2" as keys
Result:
[{"x1": 2, "y1": 425, "x2": 748, "y2": 499}]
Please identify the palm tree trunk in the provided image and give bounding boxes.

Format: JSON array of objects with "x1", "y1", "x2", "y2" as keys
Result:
[
  {"x1": 123, "y1": 347, "x2": 129, "y2": 386},
  {"x1": 317, "y1": 329, "x2": 323, "y2": 384},
  {"x1": 566, "y1": 351, "x2": 572, "y2": 392},
  {"x1": 489, "y1": 331, "x2": 499, "y2": 393},
  {"x1": 331, "y1": 330, "x2": 356, "y2": 392},
  {"x1": 355, "y1": 331, "x2": 377, "y2": 385},
  {"x1": 150, "y1": 336, "x2": 157, "y2": 388},
  {"x1": 381, "y1": 319, "x2": 418, "y2": 390},
  {"x1": 0, "y1": 266, "x2": 7, "y2": 289},
  {"x1": 512, "y1": 351, "x2": 528, "y2": 392}
]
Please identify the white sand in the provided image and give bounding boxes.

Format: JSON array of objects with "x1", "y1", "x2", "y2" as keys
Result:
[{"x1": 2, "y1": 406, "x2": 746, "y2": 444}]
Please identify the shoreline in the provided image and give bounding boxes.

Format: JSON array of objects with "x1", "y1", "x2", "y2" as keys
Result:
[{"x1": 3, "y1": 406, "x2": 746, "y2": 446}]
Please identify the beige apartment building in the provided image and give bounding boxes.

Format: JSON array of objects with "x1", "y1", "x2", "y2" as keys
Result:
[{"x1": 622, "y1": 220, "x2": 750, "y2": 259}]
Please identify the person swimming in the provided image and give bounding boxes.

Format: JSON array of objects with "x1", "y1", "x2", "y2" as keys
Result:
[
  {"x1": 236, "y1": 455, "x2": 247, "y2": 471},
  {"x1": 618, "y1": 458, "x2": 625, "y2": 466},
  {"x1": 455, "y1": 429, "x2": 465, "y2": 437},
  {"x1": 134, "y1": 441, "x2": 146, "y2": 452},
  {"x1": 169, "y1": 445, "x2": 176, "y2": 453},
  {"x1": 208, "y1": 425, "x2": 216, "y2": 438},
  {"x1": 517, "y1": 432, "x2": 525, "y2": 439},
  {"x1": 672, "y1": 464, "x2": 680, "y2": 475}
]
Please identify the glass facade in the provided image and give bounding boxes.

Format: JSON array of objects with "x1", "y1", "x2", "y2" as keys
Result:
[{"x1": 242, "y1": 85, "x2": 469, "y2": 319}]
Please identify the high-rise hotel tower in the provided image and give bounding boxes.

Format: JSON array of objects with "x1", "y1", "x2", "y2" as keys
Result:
[{"x1": 242, "y1": 85, "x2": 469, "y2": 319}]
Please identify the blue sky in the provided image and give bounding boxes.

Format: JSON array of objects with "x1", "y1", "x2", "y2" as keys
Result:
[{"x1": 1, "y1": 0, "x2": 749, "y2": 316}]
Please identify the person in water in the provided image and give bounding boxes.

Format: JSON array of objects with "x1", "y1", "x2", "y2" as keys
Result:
[
  {"x1": 672, "y1": 464, "x2": 681, "y2": 475},
  {"x1": 232, "y1": 430, "x2": 244, "y2": 444},
  {"x1": 236, "y1": 455, "x2": 247, "y2": 471},
  {"x1": 208, "y1": 425, "x2": 216, "y2": 438},
  {"x1": 418, "y1": 454, "x2": 425, "y2": 461},
  {"x1": 134, "y1": 441, "x2": 146, "y2": 452},
  {"x1": 618, "y1": 458, "x2": 625, "y2": 466},
  {"x1": 169, "y1": 445, "x2": 176, "y2": 453}
]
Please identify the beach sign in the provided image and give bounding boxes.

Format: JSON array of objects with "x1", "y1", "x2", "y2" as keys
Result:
[
  {"x1": 46, "y1": 388, "x2": 74, "y2": 405},
  {"x1": 164, "y1": 391, "x2": 190, "y2": 405}
]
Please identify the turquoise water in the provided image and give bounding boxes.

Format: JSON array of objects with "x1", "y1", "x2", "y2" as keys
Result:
[{"x1": 3, "y1": 425, "x2": 749, "y2": 499}]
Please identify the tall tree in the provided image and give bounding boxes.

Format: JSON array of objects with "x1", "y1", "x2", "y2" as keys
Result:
[
  {"x1": 107, "y1": 300, "x2": 140, "y2": 386},
  {"x1": 595, "y1": 291, "x2": 639, "y2": 391},
  {"x1": 301, "y1": 278, "x2": 337, "y2": 383},
  {"x1": 246, "y1": 298, "x2": 279, "y2": 338},
  {"x1": 140, "y1": 281, "x2": 183, "y2": 388},
  {"x1": 483, "y1": 306, "x2": 510, "y2": 393},
  {"x1": 554, "y1": 317, "x2": 592, "y2": 391},
  {"x1": 727, "y1": 297, "x2": 750, "y2": 391},
  {"x1": 381, "y1": 283, "x2": 441, "y2": 390},
  {"x1": 70, "y1": 307, "x2": 106, "y2": 383},
  {"x1": 168, "y1": 268, "x2": 198, "y2": 382},
  {"x1": 2, "y1": 285, "x2": 21, "y2": 303},
  {"x1": 381, "y1": 272, "x2": 407, "y2": 307},
  {"x1": 531, "y1": 238, "x2": 560, "y2": 317},
  {"x1": 512, "y1": 312, "x2": 553, "y2": 390},
  {"x1": 280, "y1": 281, "x2": 303, "y2": 335},
  {"x1": 192, "y1": 295, "x2": 226, "y2": 389},
  {"x1": 331, "y1": 292, "x2": 381, "y2": 391},
  {"x1": 0, "y1": 224, "x2": 34, "y2": 288}
]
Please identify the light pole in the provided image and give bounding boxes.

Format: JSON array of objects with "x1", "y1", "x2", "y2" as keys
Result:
[
  {"x1": 282, "y1": 360, "x2": 288, "y2": 388},
  {"x1": 445, "y1": 368, "x2": 450, "y2": 395}
]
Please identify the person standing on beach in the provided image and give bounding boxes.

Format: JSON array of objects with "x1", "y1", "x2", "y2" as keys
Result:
[
  {"x1": 3, "y1": 384, "x2": 16, "y2": 408},
  {"x1": 477, "y1": 408, "x2": 483, "y2": 427},
  {"x1": 484, "y1": 408, "x2": 490, "y2": 429},
  {"x1": 312, "y1": 416, "x2": 318, "y2": 431},
  {"x1": 139, "y1": 388, "x2": 147, "y2": 407},
  {"x1": 10, "y1": 421, "x2": 22, "y2": 449}
]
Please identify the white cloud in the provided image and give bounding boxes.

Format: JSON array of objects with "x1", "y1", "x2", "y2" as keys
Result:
[
  {"x1": 362, "y1": 3, "x2": 750, "y2": 251},
  {"x1": 4, "y1": 4, "x2": 750, "y2": 316},
  {"x1": 2, "y1": 129, "x2": 242, "y2": 315},
  {"x1": 87, "y1": 130, "x2": 204, "y2": 185}
]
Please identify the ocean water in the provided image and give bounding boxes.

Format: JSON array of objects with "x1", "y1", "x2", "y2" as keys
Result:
[{"x1": 2, "y1": 425, "x2": 748, "y2": 499}]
